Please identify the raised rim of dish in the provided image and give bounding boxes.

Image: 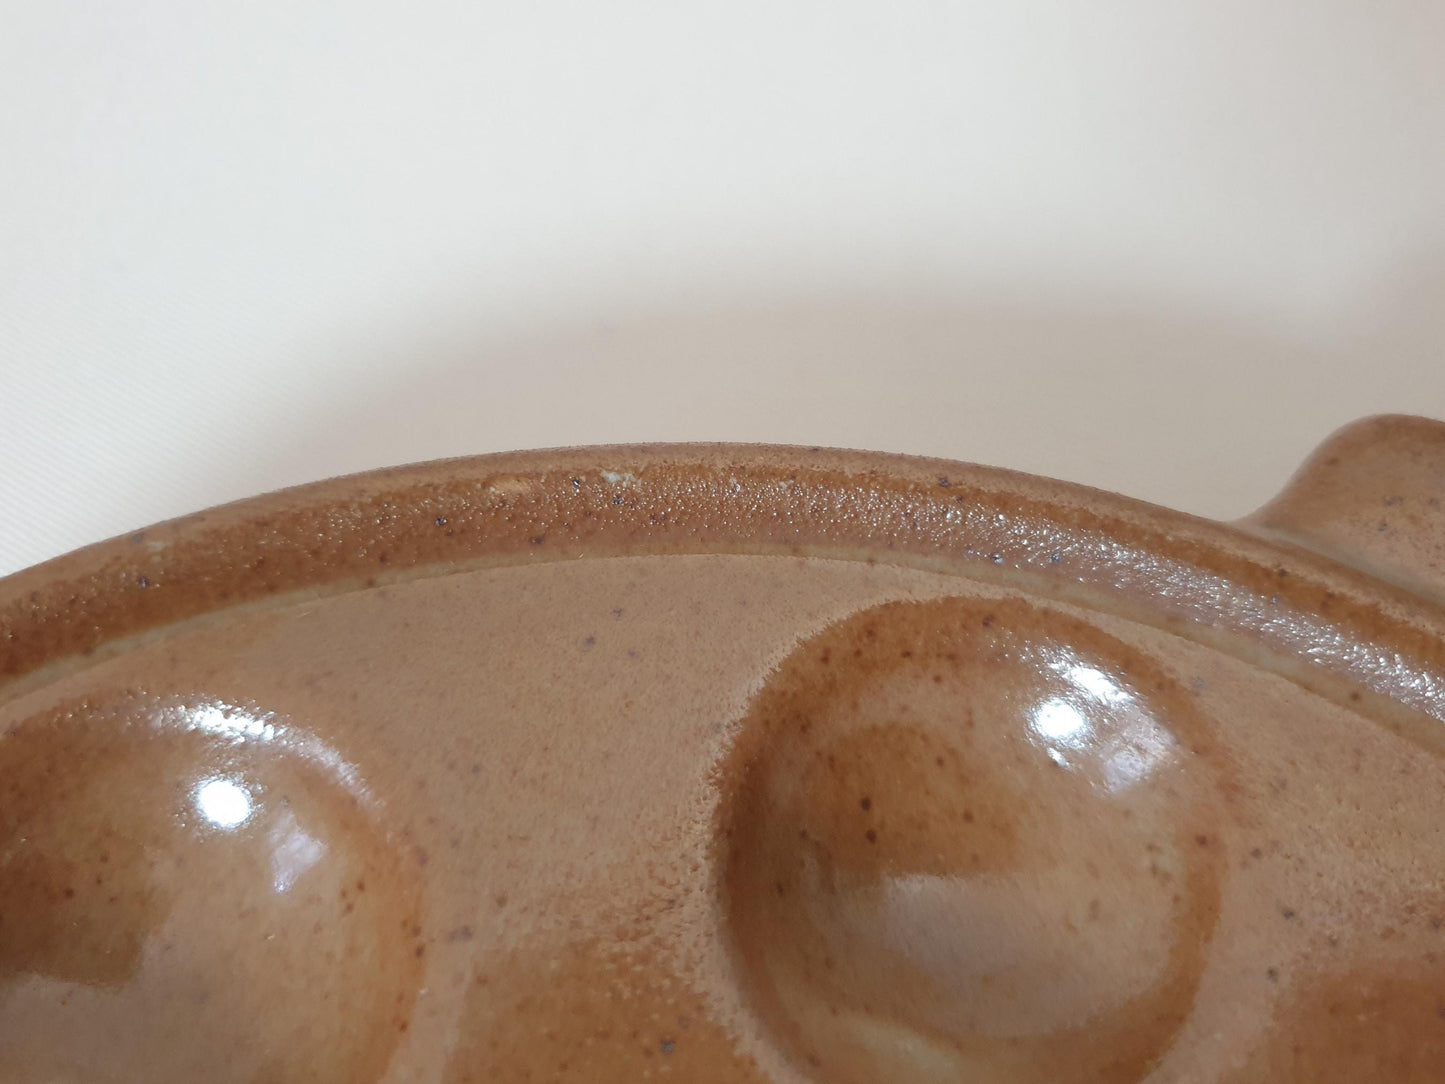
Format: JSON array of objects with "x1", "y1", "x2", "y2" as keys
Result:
[{"x1": 3, "y1": 443, "x2": 1444, "y2": 726}]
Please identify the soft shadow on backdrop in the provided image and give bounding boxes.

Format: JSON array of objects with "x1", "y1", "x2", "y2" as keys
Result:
[
  {"x1": 263, "y1": 252, "x2": 1445, "y2": 524},
  {"x1": 2, "y1": 1, "x2": 1442, "y2": 574},
  {"x1": 5, "y1": 253, "x2": 1444, "y2": 580}
]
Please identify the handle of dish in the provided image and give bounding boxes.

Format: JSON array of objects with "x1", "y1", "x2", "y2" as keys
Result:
[{"x1": 1240, "y1": 415, "x2": 1445, "y2": 603}]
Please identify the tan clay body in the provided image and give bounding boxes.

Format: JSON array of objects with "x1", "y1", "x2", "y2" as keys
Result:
[{"x1": 2, "y1": 416, "x2": 1444, "y2": 1082}]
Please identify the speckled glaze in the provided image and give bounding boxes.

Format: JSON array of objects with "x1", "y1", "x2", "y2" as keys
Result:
[{"x1": 2, "y1": 415, "x2": 1444, "y2": 1082}]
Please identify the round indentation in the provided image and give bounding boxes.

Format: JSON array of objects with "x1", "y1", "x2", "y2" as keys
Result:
[
  {"x1": 719, "y1": 597, "x2": 1224, "y2": 1083},
  {"x1": 0, "y1": 694, "x2": 424, "y2": 1083}
]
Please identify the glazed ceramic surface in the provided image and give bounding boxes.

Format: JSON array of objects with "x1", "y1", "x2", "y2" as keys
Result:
[{"x1": 3, "y1": 416, "x2": 1444, "y2": 1082}]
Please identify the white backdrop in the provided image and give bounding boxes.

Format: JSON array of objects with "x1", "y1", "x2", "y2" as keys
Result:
[{"x1": 3, "y1": 1, "x2": 1443, "y2": 576}]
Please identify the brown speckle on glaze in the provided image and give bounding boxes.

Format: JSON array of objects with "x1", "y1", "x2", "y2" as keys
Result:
[
  {"x1": 0, "y1": 694, "x2": 424, "y2": 1083},
  {"x1": 1243, "y1": 414, "x2": 1445, "y2": 606},
  {"x1": 443, "y1": 938, "x2": 765, "y2": 1083},
  {"x1": 1, "y1": 428, "x2": 1444, "y2": 1080},
  {"x1": 8, "y1": 435, "x2": 1445, "y2": 731},
  {"x1": 719, "y1": 596, "x2": 1225, "y2": 1083},
  {"x1": 1225, "y1": 958, "x2": 1445, "y2": 1082}
]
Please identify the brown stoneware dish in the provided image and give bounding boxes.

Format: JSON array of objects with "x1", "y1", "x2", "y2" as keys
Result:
[{"x1": 2, "y1": 415, "x2": 1444, "y2": 1082}]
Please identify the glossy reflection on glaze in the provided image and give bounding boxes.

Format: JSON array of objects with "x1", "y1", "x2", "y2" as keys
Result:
[
  {"x1": 0, "y1": 694, "x2": 424, "y2": 1083},
  {"x1": 720, "y1": 596, "x2": 1225, "y2": 1083}
]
